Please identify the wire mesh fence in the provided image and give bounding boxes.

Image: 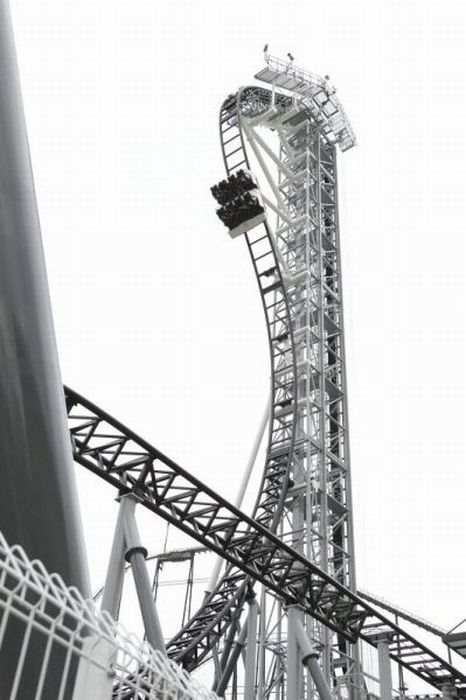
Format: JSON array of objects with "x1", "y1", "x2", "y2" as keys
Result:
[{"x1": 0, "y1": 531, "x2": 218, "y2": 699}]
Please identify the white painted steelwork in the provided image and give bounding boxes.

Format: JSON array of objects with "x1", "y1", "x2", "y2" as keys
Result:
[
  {"x1": 214, "y1": 56, "x2": 360, "y2": 698},
  {"x1": 256, "y1": 53, "x2": 356, "y2": 151},
  {"x1": 0, "y1": 530, "x2": 218, "y2": 699}
]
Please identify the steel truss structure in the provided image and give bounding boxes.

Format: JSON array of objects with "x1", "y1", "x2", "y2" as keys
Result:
[
  {"x1": 220, "y1": 55, "x2": 359, "y2": 698},
  {"x1": 59, "y1": 56, "x2": 466, "y2": 699},
  {"x1": 65, "y1": 384, "x2": 466, "y2": 698}
]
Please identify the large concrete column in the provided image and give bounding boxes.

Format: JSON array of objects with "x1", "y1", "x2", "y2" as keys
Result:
[{"x1": 0, "y1": 0, "x2": 90, "y2": 593}]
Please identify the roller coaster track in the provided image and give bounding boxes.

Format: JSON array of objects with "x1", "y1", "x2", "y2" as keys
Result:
[
  {"x1": 168, "y1": 83, "x2": 361, "y2": 678},
  {"x1": 65, "y1": 385, "x2": 466, "y2": 696},
  {"x1": 166, "y1": 86, "x2": 301, "y2": 670},
  {"x1": 65, "y1": 82, "x2": 466, "y2": 697},
  {"x1": 358, "y1": 590, "x2": 447, "y2": 639}
]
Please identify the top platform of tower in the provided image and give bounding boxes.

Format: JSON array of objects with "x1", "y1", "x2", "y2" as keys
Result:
[{"x1": 255, "y1": 54, "x2": 356, "y2": 151}]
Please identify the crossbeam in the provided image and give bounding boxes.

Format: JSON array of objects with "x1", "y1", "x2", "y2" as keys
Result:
[{"x1": 65, "y1": 386, "x2": 466, "y2": 696}]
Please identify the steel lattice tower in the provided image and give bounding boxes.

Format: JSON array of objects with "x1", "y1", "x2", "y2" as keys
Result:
[
  {"x1": 216, "y1": 54, "x2": 360, "y2": 699},
  {"x1": 61, "y1": 55, "x2": 466, "y2": 700},
  {"x1": 3, "y1": 14, "x2": 466, "y2": 696}
]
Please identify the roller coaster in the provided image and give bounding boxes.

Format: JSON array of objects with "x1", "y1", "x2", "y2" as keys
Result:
[
  {"x1": 0, "y1": 18, "x2": 464, "y2": 698},
  {"x1": 62, "y1": 54, "x2": 466, "y2": 699}
]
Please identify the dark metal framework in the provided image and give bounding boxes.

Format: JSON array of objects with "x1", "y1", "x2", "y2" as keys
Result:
[{"x1": 65, "y1": 386, "x2": 466, "y2": 696}]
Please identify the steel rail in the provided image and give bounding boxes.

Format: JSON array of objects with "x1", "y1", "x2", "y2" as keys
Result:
[
  {"x1": 65, "y1": 85, "x2": 466, "y2": 697},
  {"x1": 358, "y1": 590, "x2": 447, "y2": 639},
  {"x1": 167, "y1": 86, "x2": 300, "y2": 670},
  {"x1": 169, "y1": 83, "x2": 353, "y2": 674},
  {"x1": 65, "y1": 385, "x2": 466, "y2": 696}
]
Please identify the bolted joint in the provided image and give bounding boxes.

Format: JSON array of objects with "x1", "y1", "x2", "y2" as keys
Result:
[
  {"x1": 301, "y1": 649, "x2": 319, "y2": 665},
  {"x1": 124, "y1": 545, "x2": 148, "y2": 563},
  {"x1": 245, "y1": 583, "x2": 256, "y2": 602}
]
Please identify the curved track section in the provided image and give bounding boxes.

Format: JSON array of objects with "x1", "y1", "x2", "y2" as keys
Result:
[
  {"x1": 65, "y1": 386, "x2": 466, "y2": 696},
  {"x1": 167, "y1": 87, "x2": 300, "y2": 668}
]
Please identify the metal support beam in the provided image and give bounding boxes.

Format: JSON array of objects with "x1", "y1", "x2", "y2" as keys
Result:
[
  {"x1": 67, "y1": 380, "x2": 466, "y2": 696},
  {"x1": 206, "y1": 399, "x2": 270, "y2": 594},
  {"x1": 287, "y1": 606, "x2": 303, "y2": 700},
  {"x1": 99, "y1": 495, "x2": 166, "y2": 656},
  {"x1": 0, "y1": 3, "x2": 90, "y2": 696},
  {"x1": 377, "y1": 639, "x2": 394, "y2": 700},
  {"x1": 0, "y1": 0, "x2": 90, "y2": 593},
  {"x1": 101, "y1": 500, "x2": 127, "y2": 619},
  {"x1": 244, "y1": 598, "x2": 259, "y2": 700},
  {"x1": 293, "y1": 616, "x2": 334, "y2": 700},
  {"x1": 215, "y1": 620, "x2": 248, "y2": 697},
  {"x1": 120, "y1": 496, "x2": 167, "y2": 655}
]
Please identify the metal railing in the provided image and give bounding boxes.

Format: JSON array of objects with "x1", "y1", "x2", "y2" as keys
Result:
[
  {"x1": 0, "y1": 530, "x2": 218, "y2": 699},
  {"x1": 257, "y1": 53, "x2": 356, "y2": 151}
]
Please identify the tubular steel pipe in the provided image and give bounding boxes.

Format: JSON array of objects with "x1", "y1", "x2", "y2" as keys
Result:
[
  {"x1": 244, "y1": 599, "x2": 259, "y2": 700},
  {"x1": 215, "y1": 620, "x2": 249, "y2": 697},
  {"x1": 377, "y1": 640, "x2": 394, "y2": 700},
  {"x1": 205, "y1": 398, "x2": 270, "y2": 595},
  {"x1": 121, "y1": 496, "x2": 167, "y2": 655},
  {"x1": 293, "y1": 618, "x2": 334, "y2": 700},
  {"x1": 0, "y1": 2, "x2": 90, "y2": 695},
  {"x1": 101, "y1": 499, "x2": 127, "y2": 620},
  {"x1": 0, "y1": 0, "x2": 89, "y2": 594}
]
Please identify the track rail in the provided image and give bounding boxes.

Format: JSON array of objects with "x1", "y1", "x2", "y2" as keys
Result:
[
  {"x1": 169, "y1": 83, "x2": 357, "y2": 675},
  {"x1": 358, "y1": 590, "x2": 447, "y2": 639},
  {"x1": 65, "y1": 84, "x2": 466, "y2": 697},
  {"x1": 168, "y1": 87, "x2": 301, "y2": 668},
  {"x1": 66, "y1": 385, "x2": 466, "y2": 695}
]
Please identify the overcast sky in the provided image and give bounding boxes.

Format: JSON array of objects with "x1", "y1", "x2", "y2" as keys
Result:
[{"x1": 8, "y1": 0, "x2": 466, "y2": 691}]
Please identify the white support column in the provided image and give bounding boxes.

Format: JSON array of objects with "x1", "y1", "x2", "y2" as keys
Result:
[
  {"x1": 216, "y1": 620, "x2": 249, "y2": 697},
  {"x1": 73, "y1": 501, "x2": 128, "y2": 700},
  {"x1": 99, "y1": 494, "x2": 167, "y2": 656},
  {"x1": 244, "y1": 598, "x2": 259, "y2": 700},
  {"x1": 377, "y1": 638, "x2": 393, "y2": 700},
  {"x1": 293, "y1": 616, "x2": 334, "y2": 700},
  {"x1": 287, "y1": 607, "x2": 302, "y2": 700},
  {"x1": 101, "y1": 499, "x2": 127, "y2": 619},
  {"x1": 74, "y1": 495, "x2": 167, "y2": 698},
  {"x1": 120, "y1": 495, "x2": 167, "y2": 655},
  {"x1": 206, "y1": 400, "x2": 270, "y2": 594}
]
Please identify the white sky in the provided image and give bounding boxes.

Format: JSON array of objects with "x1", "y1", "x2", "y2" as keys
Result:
[{"x1": 8, "y1": 0, "x2": 466, "y2": 690}]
